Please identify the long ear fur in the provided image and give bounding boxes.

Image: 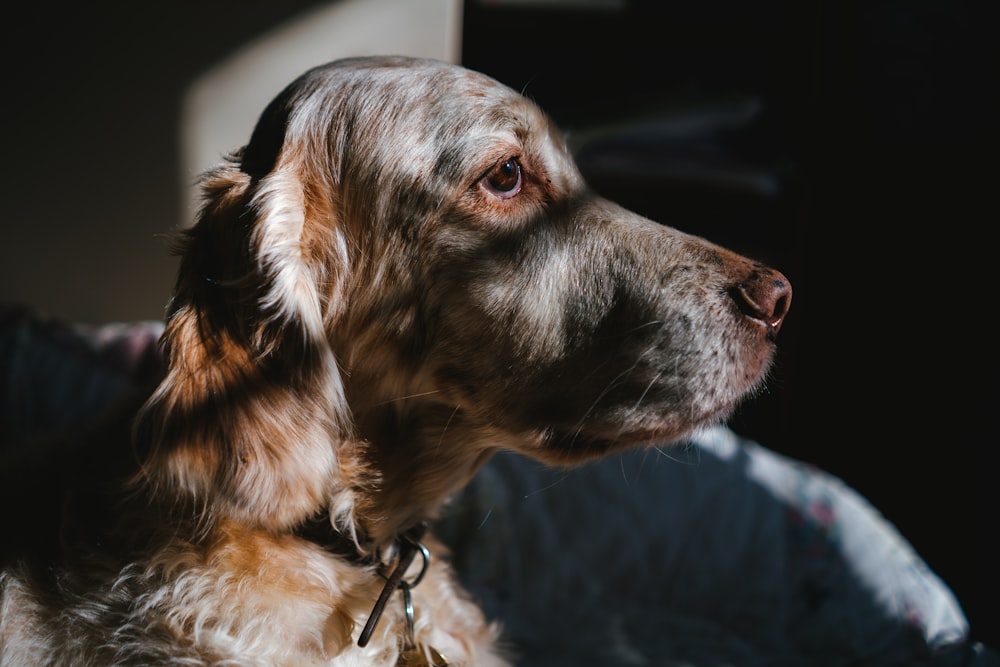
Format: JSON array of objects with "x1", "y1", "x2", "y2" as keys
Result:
[{"x1": 133, "y1": 132, "x2": 362, "y2": 533}]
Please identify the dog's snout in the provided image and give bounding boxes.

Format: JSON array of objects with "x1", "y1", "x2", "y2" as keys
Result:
[{"x1": 731, "y1": 268, "x2": 792, "y2": 335}]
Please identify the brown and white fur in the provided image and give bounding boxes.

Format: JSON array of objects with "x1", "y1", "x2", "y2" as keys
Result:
[{"x1": 0, "y1": 56, "x2": 790, "y2": 666}]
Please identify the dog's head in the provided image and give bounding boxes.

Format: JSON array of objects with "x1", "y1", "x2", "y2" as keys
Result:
[{"x1": 134, "y1": 56, "x2": 790, "y2": 541}]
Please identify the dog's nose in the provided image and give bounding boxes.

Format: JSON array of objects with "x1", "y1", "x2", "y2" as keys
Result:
[{"x1": 731, "y1": 268, "x2": 792, "y2": 335}]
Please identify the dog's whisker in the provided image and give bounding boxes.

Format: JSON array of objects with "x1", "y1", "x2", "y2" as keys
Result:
[
  {"x1": 623, "y1": 319, "x2": 665, "y2": 336},
  {"x1": 563, "y1": 350, "x2": 654, "y2": 451},
  {"x1": 572, "y1": 358, "x2": 645, "y2": 435},
  {"x1": 630, "y1": 370, "x2": 662, "y2": 413},
  {"x1": 522, "y1": 473, "x2": 570, "y2": 499},
  {"x1": 371, "y1": 390, "x2": 442, "y2": 406},
  {"x1": 652, "y1": 441, "x2": 701, "y2": 466},
  {"x1": 475, "y1": 507, "x2": 494, "y2": 531},
  {"x1": 651, "y1": 445, "x2": 685, "y2": 464},
  {"x1": 435, "y1": 405, "x2": 461, "y2": 452}
]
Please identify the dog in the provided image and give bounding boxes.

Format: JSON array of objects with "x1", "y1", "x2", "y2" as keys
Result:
[{"x1": 0, "y1": 55, "x2": 790, "y2": 666}]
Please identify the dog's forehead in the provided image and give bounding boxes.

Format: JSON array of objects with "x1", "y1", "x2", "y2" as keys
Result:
[
  {"x1": 331, "y1": 57, "x2": 523, "y2": 106},
  {"x1": 281, "y1": 57, "x2": 561, "y2": 188},
  {"x1": 318, "y1": 58, "x2": 545, "y2": 144},
  {"x1": 243, "y1": 56, "x2": 562, "y2": 180}
]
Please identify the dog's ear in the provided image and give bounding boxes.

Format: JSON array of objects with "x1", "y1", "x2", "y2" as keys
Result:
[{"x1": 133, "y1": 108, "x2": 362, "y2": 532}]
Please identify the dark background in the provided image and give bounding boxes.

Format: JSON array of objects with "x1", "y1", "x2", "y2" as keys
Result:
[
  {"x1": 463, "y1": 0, "x2": 997, "y2": 648},
  {"x1": 1, "y1": 0, "x2": 996, "y2": 649}
]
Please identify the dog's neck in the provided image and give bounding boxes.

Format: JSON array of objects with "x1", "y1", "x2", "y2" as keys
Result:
[{"x1": 347, "y1": 397, "x2": 501, "y2": 545}]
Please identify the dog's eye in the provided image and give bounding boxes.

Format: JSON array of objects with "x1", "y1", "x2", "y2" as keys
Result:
[{"x1": 481, "y1": 158, "x2": 522, "y2": 199}]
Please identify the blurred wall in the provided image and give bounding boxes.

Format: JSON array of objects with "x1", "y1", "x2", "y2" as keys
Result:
[{"x1": 0, "y1": 0, "x2": 460, "y2": 323}]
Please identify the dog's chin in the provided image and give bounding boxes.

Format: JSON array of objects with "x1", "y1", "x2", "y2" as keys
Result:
[
  {"x1": 523, "y1": 412, "x2": 730, "y2": 466},
  {"x1": 514, "y1": 362, "x2": 777, "y2": 466}
]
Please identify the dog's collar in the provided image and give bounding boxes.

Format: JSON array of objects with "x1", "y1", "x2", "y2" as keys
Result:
[
  {"x1": 357, "y1": 522, "x2": 430, "y2": 648},
  {"x1": 295, "y1": 518, "x2": 444, "y2": 661},
  {"x1": 293, "y1": 513, "x2": 382, "y2": 566}
]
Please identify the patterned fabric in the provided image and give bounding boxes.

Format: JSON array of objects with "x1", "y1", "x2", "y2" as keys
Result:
[
  {"x1": 0, "y1": 304, "x2": 163, "y2": 448},
  {"x1": 437, "y1": 428, "x2": 991, "y2": 666}
]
